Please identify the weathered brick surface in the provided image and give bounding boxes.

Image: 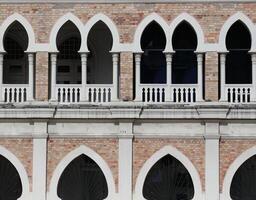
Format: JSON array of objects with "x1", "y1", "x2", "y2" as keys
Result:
[
  {"x1": 133, "y1": 139, "x2": 205, "y2": 191},
  {"x1": 47, "y1": 138, "x2": 118, "y2": 191},
  {"x1": 0, "y1": 139, "x2": 33, "y2": 191},
  {"x1": 120, "y1": 52, "x2": 133, "y2": 100},
  {"x1": 35, "y1": 52, "x2": 49, "y2": 101},
  {"x1": 205, "y1": 52, "x2": 219, "y2": 101},
  {"x1": 220, "y1": 139, "x2": 256, "y2": 192}
]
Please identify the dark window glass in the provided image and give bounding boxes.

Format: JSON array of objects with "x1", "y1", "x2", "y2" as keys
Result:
[
  {"x1": 143, "y1": 155, "x2": 194, "y2": 200},
  {"x1": 0, "y1": 155, "x2": 22, "y2": 200},
  {"x1": 3, "y1": 21, "x2": 29, "y2": 84},
  {"x1": 57, "y1": 37, "x2": 81, "y2": 60},
  {"x1": 140, "y1": 22, "x2": 166, "y2": 84},
  {"x1": 172, "y1": 22, "x2": 198, "y2": 84},
  {"x1": 230, "y1": 155, "x2": 256, "y2": 200},
  {"x1": 225, "y1": 21, "x2": 252, "y2": 84},
  {"x1": 57, "y1": 154, "x2": 108, "y2": 200}
]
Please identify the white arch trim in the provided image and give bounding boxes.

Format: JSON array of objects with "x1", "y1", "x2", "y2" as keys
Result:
[
  {"x1": 218, "y1": 12, "x2": 256, "y2": 52},
  {"x1": 0, "y1": 145, "x2": 30, "y2": 200},
  {"x1": 49, "y1": 12, "x2": 85, "y2": 52},
  {"x1": 133, "y1": 13, "x2": 171, "y2": 52},
  {"x1": 0, "y1": 13, "x2": 36, "y2": 52},
  {"x1": 221, "y1": 146, "x2": 256, "y2": 200},
  {"x1": 84, "y1": 13, "x2": 120, "y2": 52},
  {"x1": 134, "y1": 145, "x2": 203, "y2": 200},
  {"x1": 48, "y1": 145, "x2": 116, "y2": 200},
  {"x1": 170, "y1": 13, "x2": 205, "y2": 52}
]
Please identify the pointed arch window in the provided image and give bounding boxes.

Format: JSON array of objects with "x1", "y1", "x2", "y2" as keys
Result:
[
  {"x1": 0, "y1": 155, "x2": 22, "y2": 200},
  {"x1": 3, "y1": 21, "x2": 29, "y2": 84},
  {"x1": 87, "y1": 21, "x2": 113, "y2": 84},
  {"x1": 230, "y1": 155, "x2": 256, "y2": 200},
  {"x1": 225, "y1": 21, "x2": 252, "y2": 84},
  {"x1": 57, "y1": 154, "x2": 108, "y2": 200},
  {"x1": 140, "y1": 21, "x2": 167, "y2": 84},
  {"x1": 143, "y1": 154, "x2": 194, "y2": 200},
  {"x1": 172, "y1": 21, "x2": 198, "y2": 84},
  {"x1": 56, "y1": 21, "x2": 81, "y2": 85}
]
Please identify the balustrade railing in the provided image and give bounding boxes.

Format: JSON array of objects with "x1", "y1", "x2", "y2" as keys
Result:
[
  {"x1": 2, "y1": 84, "x2": 29, "y2": 103},
  {"x1": 225, "y1": 84, "x2": 253, "y2": 103},
  {"x1": 56, "y1": 85, "x2": 81, "y2": 103},
  {"x1": 137, "y1": 84, "x2": 199, "y2": 103},
  {"x1": 86, "y1": 84, "x2": 114, "y2": 103}
]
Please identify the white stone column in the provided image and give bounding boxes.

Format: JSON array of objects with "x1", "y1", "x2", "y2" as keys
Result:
[
  {"x1": 220, "y1": 53, "x2": 226, "y2": 101},
  {"x1": 32, "y1": 122, "x2": 47, "y2": 200},
  {"x1": 205, "y1": 122, "x2": 220, "y2": 200},
  {"x1": 251, "y1": 53, "x2": 256, "y2": 101},
  {"x1": 50, "y1": 53, "x2": 57, "y2": 101},
  {"x1": 118, "y1": 122, "x2": 133, "y2": 200},
  {"x1": 197, "y1": 53, "x2": 204, "y2": 101},
  {"x1": 28, "y1": 53, "x2": 34, "y2": 101},
  {"x1": 0, "y1": 53, "x2": 3, "y2": 102},
  {"x1": 112, "y1": 53, "x2": 119, "y2": 101},
  {"x1": 80, "y1": 53, "x2": 87, "y2": 102},
  {"x1": 165, "y1": 53, "x2": 172, "y2": 102},
  {"x1": 135, "y1": 53, "x2": 142, "y2": 101}
]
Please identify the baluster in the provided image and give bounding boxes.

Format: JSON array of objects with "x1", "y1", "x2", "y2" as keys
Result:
[
  {"x1": 173, "y1": 88, "x2": 176, "y2": 102},
  {"x1": 73, "y1": 88, "x2": 77, "y2": 103},
  {"x1": 6, "y1": 88, "x2": 9, "y2": 102},
  {"x1": 77, "y1": 89, "x2": 80, "y2": 102},
  {"x1": 142, "y1": 88, "x2": 145, "y2": 102},
  {"x1": 103, "y1": 88, "x2": 106, "y2": 102},
  {"x1": 98, "y1": 88, "x2": 101, "y2": 103},
  {"x1": 152, "y1": 88, "x2": 155, "y2": 102},
  {"x1": 237, "y1": 88, "x2": 240, "y2": 103},
  {"x1": 88, "y1": 88, "x2": 92, "y2": 102},
  {"x1": 147, "y1": 88, "x2": 150, "y2": 102},
  {"x1": 157, "y1": 88, "x2": 160, "y2": 102},
  {"x1": 60, "y1": 88, "x2": 63, "y2": 103},
  {"x1": 18, "y1": 88, "x2": 21, "y2": 102},
  {"x1": 248, "y1": 88, "x2": 251, "y2": 102},
  {"x1": 12, "y1": 88, "x2": 16, "y2": 103},
  {"x1": 162, "y1": 88, "x2": 165, "y2": 102},
  {"x1": 93, "y1": 88, "x2": 97, "y2": 102}
]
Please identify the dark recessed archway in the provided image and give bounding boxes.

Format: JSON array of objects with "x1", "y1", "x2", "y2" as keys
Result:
[
  {"x1": 57, "y1": 154, "x2": 108, "y2": 200},
  {"x1": 87, "y1": 21, "x2": 113, "y2": 84},
  {"x1": 225, "y1": 21, "x2": 252, "y2": 84},
  {"x1": 56, "y1": 21, "x2": 81, "y2": 84},
  {"x1": 0, "y1": 155, "x2": 22, "y2": 200},
  {"x1": 230, "y1": 155, "x2": 256, "y2": 200},
  {"x1": 143, "y1": 154, "x2": 194, "y2": 200},
  {"x1": 140, "y1": 21, "x2": 167, "y2": 84},
  {"x1": 172, "y1": 21, "x2": 198, "y2": 84},
  {"x1": 3, "y1": 21, "x2": 29, "y2": 84}
]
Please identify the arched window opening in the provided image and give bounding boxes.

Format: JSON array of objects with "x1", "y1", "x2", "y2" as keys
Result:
[
  {"x1": 225, "y1": 21, "x2": 252, "y2": 84},
  {"x1": 87, "y1": 21, "x2": 113, "y2": 84},
  {"x1": 0, "y1": 155, "x2": 22, "y2": 199},
  {"x1": 143, "y1": 155, "x2": 194, "y2": 200},
  {"x1": 140, "y1": 22, "x2": 166, "y2": 84},
  {"x1": 57, "y1": 154, "x2": 108, "y2": 200},
  {"x1": 3, "y1": 21, "x2": 29, "y2": 84},
  {"x1": 172, "y1": 21, "x2": 198, "y2": 84},
  {"x1": 230, "y1": 155, "x2": 256, "y2": 200},
  {"x1": 56, "y1": 21, "x2": 81, "y2": 84}
]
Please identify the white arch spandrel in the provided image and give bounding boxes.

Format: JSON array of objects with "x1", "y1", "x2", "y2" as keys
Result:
[
  {"x1": 48, "y1": 145, "x2": 117, "y2": 200},
  {"x1": 170, "y1": 13, "x2": 205, "y2": 52},
  {"x1": 49, "y1": 12, "x2": 85, "y2": 52},
  {"x1": 134, "y1": 145, "x2": 203, "y2": 200},
  {"x1": 84, "y1": 13, "x2": 120, "y2": 52},
  {"x1": 218, "y1": 12, "x2": 256, "y2": 52},
  {"x1": 133, "y1": 13, "x2": 171, "y2": 52},
  {"x1": 0, "y1": 145, "x2": 31, "y2": 200},
  {"x1": 0, "y1": 13, "x2": 35, "y2": 52},
  {"x1": 221, "y1": 146, "x2": 256, "y2": 200}
]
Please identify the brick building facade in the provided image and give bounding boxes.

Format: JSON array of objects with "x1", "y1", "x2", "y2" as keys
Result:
[{"x1": 0, "y1": 1, "x2": 255, "y2": 200}]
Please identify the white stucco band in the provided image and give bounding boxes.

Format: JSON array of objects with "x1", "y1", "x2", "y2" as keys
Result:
[{"x1": 134, "y1": 145, "x2": 203, "y2": 200}]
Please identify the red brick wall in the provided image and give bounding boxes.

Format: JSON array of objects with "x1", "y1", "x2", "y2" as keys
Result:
[
  {"x1": 0, "y1": 139, "x2": 33, "y2": 191},
  {"x1": 47, "y1": 138, "x2": 118, "y2": 191},
  {"x1": 220, "y1": 139, "x2": 256, "y2": 192},
  {"x1": 133, "y1": 138, "x2": 205, "y2": 191}
]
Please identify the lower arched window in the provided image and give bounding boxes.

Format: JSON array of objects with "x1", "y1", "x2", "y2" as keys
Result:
[
  {"x1": 0, "y1": 155, "x2": 22, "y2": 200},
  {"x1": 230, "y1": 155, "x2": 256, "y2": 200},
  {"x1": 57, "y1": 154, "x2": 108, "y2": 200},
  {"x1": 143, "y1": 155, "x2": 194, "y2": 200}
]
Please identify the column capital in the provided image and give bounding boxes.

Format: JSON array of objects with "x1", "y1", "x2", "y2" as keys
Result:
[
  {"x1": 135, "y1": 53, "x2": 141, "y2": 63},
  {"x1": 165, "y1": 53, "x2": 173, "y2": 62},
  {"x1": 196, "y1": 53, "x2": 204, "y2": 61},
  {"x1": 51, "y1": 53, "x2": 57, "y2": 62},
  {"x1": 251, "y1": 53, "x2": 256, "y2": 64},
  {"x1": 112, "y1": 53, "x2": 119, "y2": 62}
]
